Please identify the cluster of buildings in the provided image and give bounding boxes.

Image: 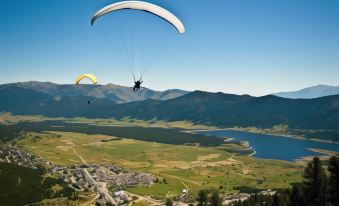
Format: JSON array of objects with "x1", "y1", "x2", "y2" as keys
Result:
[
  {"x1": 258, "y1": 189, "x2": 277, "y2": 196},
  {"x1": 222, "y1": 190, "x2": 277, "y2": 205},
  {"x1": 0, "y1": 145, "x2": 156, "y2": 205},
  {"x1": 95, "y1": 190, "x2": 129, "y2": 206},
  {"x1": 50, "y1": 163, "x2": 155, "y2": 205},
  {"x1": 222, "y1": 193, "x2": 252, "y2": 205},
  {"x1": 51, "y1": 164, "x2": 156, "y2": 192},
  {"x1": 0, "y1": 145, "x2": 37, "y2": 169}
]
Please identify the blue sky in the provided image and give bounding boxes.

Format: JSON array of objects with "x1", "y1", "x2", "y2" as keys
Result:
[{"x1": 1, "y1": 0, "x2": 338, "y2": 96}]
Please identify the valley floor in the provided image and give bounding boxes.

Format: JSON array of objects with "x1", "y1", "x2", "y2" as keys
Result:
[
  {"x1": 4, "y1": 113, "x2": 332, "y2": 205},
  {"x1": 16, "y1": 130, "x2": 302, "y2": 200}
]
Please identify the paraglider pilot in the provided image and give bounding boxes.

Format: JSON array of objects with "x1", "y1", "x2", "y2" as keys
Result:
[{"x1": 133, "y1": 79, "x2": 143, "y2": 92}]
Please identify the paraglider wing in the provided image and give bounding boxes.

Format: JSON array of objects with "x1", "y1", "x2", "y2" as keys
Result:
[
  {"x1": 91, "y1": 1, "x2": 185, "y2": 34},
  {"x1": 75, "y1": 74, "x2": 98, "y2": 85}
]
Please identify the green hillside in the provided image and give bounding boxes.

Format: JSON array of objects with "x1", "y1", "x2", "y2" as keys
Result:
[
  {"x1": 1, "y1": 85, "x2": 339, "y2": 133},
  {"x1": 0, "y1": 163, "x2": 76, "y2": 206}
]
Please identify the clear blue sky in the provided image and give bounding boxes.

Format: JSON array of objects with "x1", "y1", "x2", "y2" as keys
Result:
[{"x1": 1, "y1": 0, "x2": 338, "y2": 96}]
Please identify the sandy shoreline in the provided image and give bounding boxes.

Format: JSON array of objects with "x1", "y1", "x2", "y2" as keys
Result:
[{"x1": 190, "y1": 128, "x2": 339, "y2": 144}]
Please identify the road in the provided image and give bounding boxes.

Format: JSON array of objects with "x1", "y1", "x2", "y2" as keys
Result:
[{"x1": 71, "y1": 144, "x2": 116, "y2": 205}]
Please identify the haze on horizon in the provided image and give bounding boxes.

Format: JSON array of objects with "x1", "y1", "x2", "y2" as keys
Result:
[{"x1": 1, "y1": 0, "x2": 339, "y2": 96}]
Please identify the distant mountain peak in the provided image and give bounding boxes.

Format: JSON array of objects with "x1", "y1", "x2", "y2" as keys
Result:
[
  {"x1": 272, "y1": 84, "x2": 339, "y2": 99},
  {"x1": 1, "y1": 81, "x2": 189, "y2": 104}
]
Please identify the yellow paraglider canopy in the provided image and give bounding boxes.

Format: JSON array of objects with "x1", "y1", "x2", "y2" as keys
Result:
[{"x1": 75, "y1": 74, "x2": 98, "y2": 85}]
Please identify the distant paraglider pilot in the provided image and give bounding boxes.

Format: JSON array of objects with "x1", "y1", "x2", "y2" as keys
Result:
[
  {"x1": 75, "y1": 73, "x2": 98, "y2": 105},
  {"x1": 133, "y1": 79, "x2": 143, "y2": 92}
]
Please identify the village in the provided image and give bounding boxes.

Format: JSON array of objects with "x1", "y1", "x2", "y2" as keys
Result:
[
  {"x1": 0, "y1": 145, "x2": 156, "y2": 205},
  {"x1": 0, "y1": 145, "x2": 37, "y2": 169},
  {"x1": 50, "y1": 163, "x2": 156, "y2": 205}
]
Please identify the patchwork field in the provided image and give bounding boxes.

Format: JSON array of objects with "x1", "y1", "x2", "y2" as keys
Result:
[{"x1": 17, "y1": 131, "x2": 303, "y2": 199}]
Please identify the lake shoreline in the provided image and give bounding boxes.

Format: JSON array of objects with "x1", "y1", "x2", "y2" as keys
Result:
[
  {"x1": 191, "y1": 128, "x2": 339, "y2": 145},
  {"x1": 295, "y1": 149, "x2": 339, "y2": 164},
  {"x1": 248, "y1": 149, "x2": 257, "y2": 157},
  {"x1": 197, "y1": 129, "x2": 339, "y2": 162},
  {"x1": 307, "y1": 148, "x2": 339, "y2": 156}
]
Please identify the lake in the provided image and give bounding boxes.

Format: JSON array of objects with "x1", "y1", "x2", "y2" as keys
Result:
[{"x1": 199, "y1": 130, "x2": 339, "y2": 161}]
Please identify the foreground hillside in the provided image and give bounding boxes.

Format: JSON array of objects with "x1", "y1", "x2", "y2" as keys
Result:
[{"x1": 0, "y1": 162, "x2": 78, "y2": 205}]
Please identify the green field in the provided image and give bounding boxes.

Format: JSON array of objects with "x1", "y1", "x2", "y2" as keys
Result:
[{"x1": 16, "y1": 130, "x2": 303, "y2": 200}]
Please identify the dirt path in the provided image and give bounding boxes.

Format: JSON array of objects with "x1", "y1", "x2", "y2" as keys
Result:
[
  {"x1": 154, "y1": 171, "x2": 202, "y2": 186},
  {"x1": 71, "y1": 145, "x2": 87, "y2": 164},
  {"x1": 41, "y1": 176, "x2": 46, "y2": 185},
  {"x1": 228, "y1": 154, "x2": 243, "y2": 164},
  {"x1": 125, "y1": 191, "x2": 161, "y2": 206},
  {"x1": 181, "y1": 180, "x2": 189, "y2": 191},
  {"x1": 181, "y1": 180, "x2": 189, "y2": 198}
]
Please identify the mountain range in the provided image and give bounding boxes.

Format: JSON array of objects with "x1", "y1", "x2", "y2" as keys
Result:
[
  {"x1": 272, "y1": 84, "x2": 339, "y2": 99},
  {"x1": 4, "y1": 81, "x2": 189, "y2": 104},
  {"x1": 1, "y1": 82, "x2": 339, "y2": 131}
]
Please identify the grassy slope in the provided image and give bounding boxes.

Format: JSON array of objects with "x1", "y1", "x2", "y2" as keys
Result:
[{"x1": 131, "y1": 200, "x2": 154, "y2": 206}]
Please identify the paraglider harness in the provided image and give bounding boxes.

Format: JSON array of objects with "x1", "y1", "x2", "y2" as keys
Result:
[{"x1": 133, "y1": 76, "x2": 143, "y2": 92}]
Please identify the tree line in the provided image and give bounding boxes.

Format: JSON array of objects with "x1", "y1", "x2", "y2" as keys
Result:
[
  {"x1": 233, "y1": 156, "x2": 339, "y2": 206},
  {"x1": 164, "y1": 156, "x2": 339, "y2": 206}
]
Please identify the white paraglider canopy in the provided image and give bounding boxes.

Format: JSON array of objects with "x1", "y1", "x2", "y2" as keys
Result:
[
  {"x1": 91, "y1": 1, "x2": 185, "y2": 81},
  {"x1": 91, "y1": 1, "x2": 185, "y2": 34}
]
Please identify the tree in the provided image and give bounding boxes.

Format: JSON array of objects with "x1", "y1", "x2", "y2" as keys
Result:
[
  {"x1": 289, "y1": 183, "x2": 305, "y2": 206},
  {"x1": 328, "y1": 156, "x2": 339, "y2": 206},
  {"x1": 165, "y1": 198, "x2": 173, "y2": 206},
  {"x1": 210, "y1": 190, "x2": 222, "y2": 206},
  {"x1": 303, "y1": 157, "x2": 328, "y2": 206},
  {"x1": 197, "y1": 190, "x2": 208, "y2": 206},
  {"x1": 272, "y1": 193, "x2": 289, "y2": 206}
]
